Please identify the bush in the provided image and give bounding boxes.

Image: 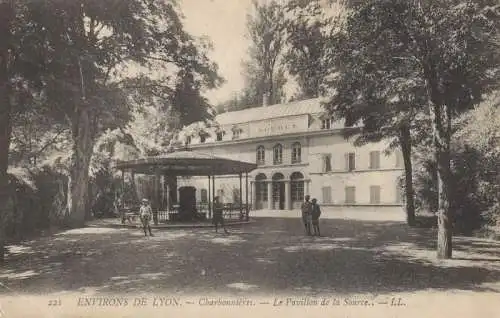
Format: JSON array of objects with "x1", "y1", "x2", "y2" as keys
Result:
[
  {"x1": 31, "y1": 167, "x2": 68, "y2": 227},
  {"x1": 412, "y1": 145, "x2": 500, "y2": 235}
]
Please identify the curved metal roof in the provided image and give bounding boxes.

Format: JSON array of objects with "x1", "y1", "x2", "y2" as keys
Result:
[
  {"x1": 114, "y1": 150, "x2": 257, "y2": 176},
  {"x1": 215, "y1": 98, "x2": 323, "y2": 125}
]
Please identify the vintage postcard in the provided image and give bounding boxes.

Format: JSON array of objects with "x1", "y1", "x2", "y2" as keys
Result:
[{"x1": 1, "y1": 0, "x2": 499, "y2": 317}]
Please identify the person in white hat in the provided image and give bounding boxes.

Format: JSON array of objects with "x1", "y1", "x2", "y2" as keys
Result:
[{"x1": 139, "y1": 198, "x2": 154, "y2": 236}]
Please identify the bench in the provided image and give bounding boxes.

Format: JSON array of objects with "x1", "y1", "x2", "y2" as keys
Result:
[
  {"x1": 120, "y1": 207, "x2": 140, "y2": 224},
  {"x1": 123, "y1": 212, "x2": 139, "y2": 224}
]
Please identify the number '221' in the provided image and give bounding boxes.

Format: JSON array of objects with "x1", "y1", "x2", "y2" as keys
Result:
[{"x1": 48, "y1": 299, "x2": 62, "y2": 306}]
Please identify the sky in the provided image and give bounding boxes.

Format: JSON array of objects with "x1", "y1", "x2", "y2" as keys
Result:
[{"x1": 179, "y1": 0, "x2": 255, "y2": 105}]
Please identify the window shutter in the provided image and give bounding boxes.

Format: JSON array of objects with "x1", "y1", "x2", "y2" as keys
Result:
[
  {"x1": 344, "y1": 153, "x2": 349, "y2": 171},
  {"x1": 370, "y1": 151, "x2": 380, "y2": 169},
  {"x1": 370, "y1": 186, "x2": 381, "y2": 204},
  {"x1": 322, "y1": 186, "x2": 332, "y2": 204},
  {"x1": 345, "y1": 186, "x2": 356, "y2": 204}
]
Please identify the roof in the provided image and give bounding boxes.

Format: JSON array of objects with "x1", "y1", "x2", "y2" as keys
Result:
[
  {"x1": 215, "y1": 98, "x2": 324, "y2": 125},
  {"x1": 114, "y1": 150, "x2": 257, "y2": 176}
]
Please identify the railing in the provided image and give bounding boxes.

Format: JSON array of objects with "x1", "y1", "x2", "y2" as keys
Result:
[{"x1": 121, "y1": 202, "x2": 251, "y2": 225}]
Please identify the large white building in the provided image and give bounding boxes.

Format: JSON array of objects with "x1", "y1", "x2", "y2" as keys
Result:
[{"x1": 177, "y1": 98, "x2": 405, "y2": 211}]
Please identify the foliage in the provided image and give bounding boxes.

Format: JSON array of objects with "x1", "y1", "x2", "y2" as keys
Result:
[
  {"x1": 242, "y1": 0, "x2": 288, "y2": 106},
  {"x1": 321, "y1": 0, "x2": 500, "y2": 255},
  {"x1": 10, "y1": 105, "x2": 68, "y2": 167},
  {"x1": 19, "y1": 0, "x2": 223, "y2": 226},
  {"x1": 413, "y1": 93, "x2": 500, "y2": 234},
  {"x1": 0, "y1": 0, "x2": 222, "y2": 245},
  {"x1": 284, "y1": 0, "x2": 341, "y2": 99}
]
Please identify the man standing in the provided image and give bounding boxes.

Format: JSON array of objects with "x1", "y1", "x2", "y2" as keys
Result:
[
  {"x1": 139, "y1": 198, "x2": 154, "y2": 237},
  {"x1": 213, "y1": 196, "x2": 229, "y2": 234},
  {"x1": 311, "y1": 198, "x2": 322, "y2": 236},
  {"x1": 301, "y1": 195, "x2": 312, "y2": 236}
]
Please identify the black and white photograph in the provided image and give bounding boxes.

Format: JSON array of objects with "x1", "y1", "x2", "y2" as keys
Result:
[{"x1": 0, "y1": 0, "x2": 499, "y2": 317}]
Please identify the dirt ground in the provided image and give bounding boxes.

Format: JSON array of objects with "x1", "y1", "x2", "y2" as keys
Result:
[{"x1": 1, "y1": 217, "x2": 499, "y2": 317}]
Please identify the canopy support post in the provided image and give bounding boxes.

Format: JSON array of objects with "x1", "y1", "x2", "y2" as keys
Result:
[
  {"x1": 153, "y1": 169, "x2": 160, "y2": 225},
  {"x1": 212, "y1": 175, "x2": 215, "y2": 210},
  {"x1": 245, "y1": 171, "x2": 249, "y2": 221},
  {"x1": 208, "y1": 175, "x2": 211, "y2": 219},
  {"x1": 121, "y1": 170, "x2": 125, "y2": 193},
  {"x1": 239, "y1": 173, "x2": 243, "y2": 219}
]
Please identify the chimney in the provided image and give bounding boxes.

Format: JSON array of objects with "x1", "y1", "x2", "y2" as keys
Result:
[{"x1": 262, "y1": 93, "x2": 269, "y2": 107}]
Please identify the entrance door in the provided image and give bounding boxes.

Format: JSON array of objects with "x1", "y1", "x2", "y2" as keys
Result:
[{"x1": 272, "y1": 182, "x2": 285, "y2": 210}]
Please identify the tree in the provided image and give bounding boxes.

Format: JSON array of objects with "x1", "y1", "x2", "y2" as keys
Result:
[
  {"x1": 322, "y1": 0, "x2": 429, "y2": 227},
  {"x1": 27, "y1": 0, "x2": 222, "y2": 227},
  {"x1": 284, "y1": 0, "x2": 338, "y2": 99},
  {"x1": 243, "y1": 0, "x2": 288, "y2": 106},
  {"x1": 411, "y1": 0, "x2": 498, "y2": 258},
  {"x1": 0, "y1": 0, "x2": 47, "y2": 262},
  {"x1": 323, "y1": 0, "x2": 500, "y2": 258}
]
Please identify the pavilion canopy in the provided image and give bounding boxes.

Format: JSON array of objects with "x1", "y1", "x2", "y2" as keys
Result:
[{"x1": 114, "y1": 150, "x2": 257, "y2": 176}]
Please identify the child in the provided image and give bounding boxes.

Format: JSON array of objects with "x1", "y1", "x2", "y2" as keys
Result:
[
  {"x1": 139, "y1": 198, "x2": 154, "y2": 237},
  {"x1": 311, "y1": 198, "x2": 321, "y2": 236}
]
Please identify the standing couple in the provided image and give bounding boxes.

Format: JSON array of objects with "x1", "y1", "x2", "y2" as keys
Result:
[{"x1": 301, "y1": 195, "x2": 321, "y2": 236}]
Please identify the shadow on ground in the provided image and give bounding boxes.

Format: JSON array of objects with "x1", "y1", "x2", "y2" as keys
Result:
[{"x1": 1, "y1": 217, "x2": 500, "y2": 295}]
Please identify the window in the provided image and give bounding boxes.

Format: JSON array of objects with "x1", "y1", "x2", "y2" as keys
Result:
[
  {"x1": 216, "y1": 132, "x2": 224, "y2": 141},
  {"x1": 200, "y1": 189, "x2": 208, "y2": 203},
  {"x1": 322, "y1": 186, "x2": 332, "y2": 204},
  {"x1": 395, "y1": 150, "x2": 404, "y2": 168},
  {"x1": 291, "y1": 180, "x2": 304, "y2": 201},
  {"x1": 256, "y1": 146, "x2": 265, "y2": 165},
  {"x1": 232, "y1": 127, "x2": 241, "y2": 139},
  {"x1": 345, "y1": 152, "x2": 356, "y2": 171},
  {"x1": 345, "y1": 186, "x2": 356, "y2": 204},
  {"x1": 322, "y1": 154, "x2": 332, "y2": 172},
  {"x1": 256, "y1": 182, "x2": 268, "y2": 202},
  {"x1": 321, "y1": 118, "x2": 332, "y2": 129},
  {"x1": 291, "y1": 142, "x2": 301, "y2": 163},
  {"x1": 370, "y1": 186, "x2": 381, "y2": 204},
  {"x1": 273, "y1": 144, "x2": 283, "y2": 165},
  {"x1": 200, "y1": 134, "x2": 206, "y2": 143},
  {"x1": 290, "y1": 172, "x2": 304, "y2": 202},
  {"x1": 369, "y1": 151, "x2": 381, "y2": 169},
  {"x1": 217, "y1": 189, "x2": 224, "y2": 201},
  {"x1": 232, "y1": 188, "x2": 240, "y2": 203},
  {"x1": 185, "y1": 136, "x2": 192, "y2": 145}
]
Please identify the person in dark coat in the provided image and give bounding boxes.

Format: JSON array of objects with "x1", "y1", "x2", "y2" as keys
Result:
[
  {"x1": 213, "y1": 196, "x2": 229, "y2": 234},
  {"x1": 311, "y1": 198, "x2": 321, "y2": 236},
  {"x1": 301, "y1": 195, "x2": 313, "y2": 236}
]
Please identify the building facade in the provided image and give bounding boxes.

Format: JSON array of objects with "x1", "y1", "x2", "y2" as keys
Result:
[{"x1": 177, "y1": 98, "x2": 405, "y2": 211}]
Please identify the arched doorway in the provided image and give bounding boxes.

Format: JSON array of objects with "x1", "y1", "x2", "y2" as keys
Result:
[
  {"x1": 272, "y1": 172, "x2": 285, "y2": 210},
  {"x1": 255, "y1": 173, "x2": 267, "y2": 210},
  {"x1": 290, "y1": 172, "x2": 305, "y2": 210}
]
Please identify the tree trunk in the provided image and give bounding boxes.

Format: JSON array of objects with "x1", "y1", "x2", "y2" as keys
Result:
[
  {"x1": 0, "y1": 81, "x2": 11, "y2": 264},
  {"x1": 66, "y1": 107, "x2": 94, "y2": 228},
  {"x1": 430, "y1": 101, "x2": 453, "y2": 259},
  {"x1": 423, "y1": 52, "x2": 453, "y2": 259},
  {"x1": 399, "y1": 124, "x2": 416, "y2": 227},
  {"x1": 0, "y1": 0, "x2": 14, "y2": 263}
]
